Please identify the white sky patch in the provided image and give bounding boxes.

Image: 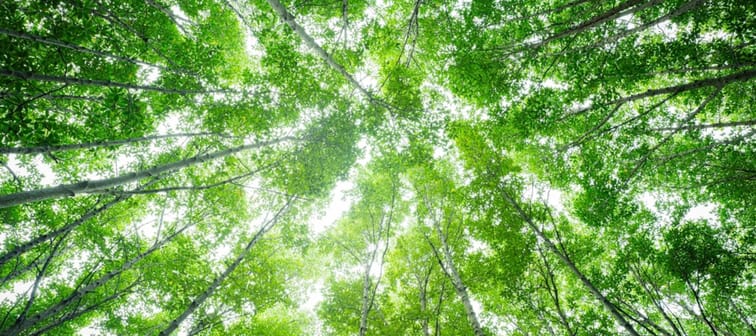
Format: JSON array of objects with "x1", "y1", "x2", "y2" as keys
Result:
[
  {"x1": 356, "y1": 137, "x2": 373, "y2": 166},
  {"x1": 77, "y1": 324, "x2": 113, "y2": 336},
  {"x1": 300, "y1": 279, "x2": 325, "y2": 313},
  {"x1": 244, "y1": 33, "x2": 265, "y2": 58},
  {"x1": 480, "y1": 310, "x2": 511, "y2": 335},
  {"x1": 542, "y1": 78, "x2": 568, "y2": 90},
  {"x1": 699, "y1": 126, "x2": 747, "y2": 142},
  {"x1": 0, "y1": 280, "x2": 33, "y2": 304},
  {"x1": 450, "y1": 0, "x2": 471, "y2": 20},
  {"x1": 367, "y1": 243, "x2": 391, "y2": 278},
  {"x1": 684, "y1": 202, "x2": 718, "y2": 225},
  {"x1": 470, "y1": 296, "x2": 484, "y2": 319},
  {"x1": 521, "y1": 175, "x2": 566, "y2": 213},
  {"x1": 699, "y1": 30, "x2": 734, "y2": 43},
  {"x1": 137, "y1": 64, "x2": 161, "y2": 86},
  {"x1": 8, "y1": 154, "x2": 58, "y2": 186},
  {"x1": 656, "y1": 21, "x2": 680, "y2": 42},
  {"x1": 309, "y1": 180, "x2": 355, "y2": 236},
  {"x1": 169, "y1": 5, "x2": 190, "y2": 22},
  {"x1": 616, "y1": 12, "x2": 637, "y2": 30},
  {"x1": 637, "y1": 191, "x2": 722, "y2": 230},
  {"x1": 466, "y1": 237, "x2": 492, "y2": 256},
  {"x1": 421, "y1": 82, "x2": 480, "y2": 120},
  {"x1": 354, "y1": 59, "x2": 380, "y2": 92}
]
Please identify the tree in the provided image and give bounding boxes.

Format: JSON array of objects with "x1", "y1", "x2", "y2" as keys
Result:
[{"x1": 1, "y1": 0, "x2": 753, "y2": 334}]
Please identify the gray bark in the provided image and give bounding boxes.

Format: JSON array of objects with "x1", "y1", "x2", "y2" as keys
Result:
[
  {"x1": 0, "y1": 69, "x2": 233, "y2": 95},
  {"x1": 2, "y1": 218, "x2": 195, "y2": 335},
  {"x1": 358, "y1": 253, "x2": 376, "y2": 336},
  {"x1": 569, "y1": 69, "x2": 755, "y2": 116},
  {"x1": 264, "y1": 0, "x2": 382, "y2": 106},
  {"x1": 157, "y1": 199, "x2": 292, "y2": 336},
  {"x1": 500, "y1": 190, "x2": 641, "y2": 336},
  {"x1": 435, "y1": 222, "x2": 486, "y2": 336},
  {"x1": 0, "y1": 137, "x2": 295, "y2": 208},
  {"x1": 537, "y1": 0, "x2": 655, "y2": 47},
  {"x1": 0, "y1": 132, "x2": 240, "y2": 155}
]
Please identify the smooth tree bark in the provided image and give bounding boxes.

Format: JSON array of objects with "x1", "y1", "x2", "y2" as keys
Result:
[
  {"x1": 566, "y1": 69, "x2": 756, "y2": 117},
  {"x1": 434, "y1": 222, "x2": 486, "y2": 336},
  {"x1": 358, "y1": 251, "x2": 378, "y2": 336},
  {"x1": 264, "y1": 0, "x2": 383, "y2": 107},
  {"x1": 534, "y1": 0, "x2": 657, "y2": 48},
  {"x1": 421, "y1": 198, "x2": 485, "y2": 336},
  {"x1": 0, "y1": 69, "x2": 235, "y2": 95},
  {"x1": 0, "y1": 137, "x2": 295, "y2": 208},
  {"x1": 157, "y1": 199, "x2": 293, "y2": 336},
  {"x1": 500, "y1": 189, "x2": 642, "y2": 336},
  {"x1": 0, "y1": 194, "x2": 131, "y2": 267},
  {"x1": 419, "y1": 186, "x2": 485, "y2": 336},
  {"x1": 27, "y1": 279, "x2": 140, "y2": 336},
  {"x1": 0, "y1": 132, "x2": 241, "y2": 155}
]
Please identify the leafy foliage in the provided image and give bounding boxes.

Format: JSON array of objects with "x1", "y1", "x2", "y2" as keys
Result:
[{"x1": 0, "y1": 0, "x2": 754, "y2": 335}]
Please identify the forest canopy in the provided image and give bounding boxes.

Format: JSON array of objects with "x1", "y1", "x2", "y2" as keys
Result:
[{"x1": 0, "y1": 0, "x2": 754, "y2": 335}]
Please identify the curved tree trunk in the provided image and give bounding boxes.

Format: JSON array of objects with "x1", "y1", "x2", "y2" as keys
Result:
[
  {"x1": 500, "y1": 189, "x2": 641, "y2": 336},
  {"x1": 1, "y1": 217, "x2": 196, "y2": 335},
  {"x1": 158, "y1": 199, "x2": 292, "y2": 336},
  {"x1": 0, "y1": 132, "x2": 239, "y2": 155},
  {"x1": 0, "y1": 195, "x2": 129, "y2": 267},
  {"x1": 264, "y1": 0, "x2": 381, "y2": 106},
  {"x1": 0, "y1": 137, "x2": 295, "y2": 208}
]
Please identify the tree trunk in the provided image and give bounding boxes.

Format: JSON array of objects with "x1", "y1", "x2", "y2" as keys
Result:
[
  {"x1": 729, "y1": 298, "x2": 756, "y2": 335},
  {"x1": 0, "y1": 132, "x2": 239, "y2": 155},
  {"x1": 538, "y1": 0, "x2": 653, "y2": 47},
  {"x1": 358, "y1": 253, "x2": 375, "y2": 336},
  {"x1": 0, "y1": 195, "x2": 128, "y2": 266},
  {"x1": 419, "y1": 266, "x2": 432, "y2": 336},
  {"x1": 500, "y1": 189, "x2": 641, "y2": 336},
  {"x1": 435, "y1": 223, "x2": 486, "y2": 336},
  {"x1": 631, "y1": 265, "x2": 683, "y2": 336},
  {"x1": 27, "y1": 279, "x2": 139, "y2": 336},
  {"x1": 1, "y1": 218, "x2": 195, "y2": 335},
  {"x1": 626, "y1": 86, "x2": 722, "y2": 180},
  {"x1": 158, "y1": 199, "x2": 292, "y2": 336},
  {"x1": 569, "y1": 69, "x2": 756, "y2": 116},
  {"x1": 0, "y1": 137, "x2": 294, "y2": 208},
  {"x1": 577, "y1": 0, "x2": 703, "y2": 52},
  {"x1": 0, "y1": 69, "x2": 233, "y2": 95},
  {"x1": 11, "y1": 234, "x2": 67, "y2": 330},
  {"x1": 264, "y1": 0, "x2": 379, "y2": 105}
]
